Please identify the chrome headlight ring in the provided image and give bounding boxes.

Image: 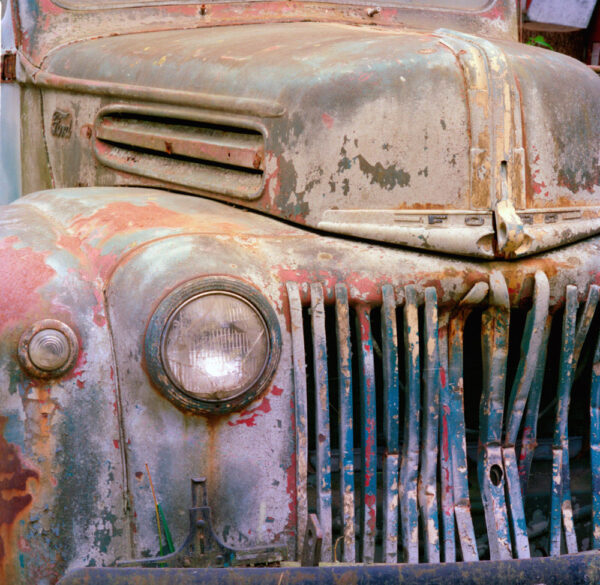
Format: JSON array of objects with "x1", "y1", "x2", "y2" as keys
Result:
[
  {"x1": 18, "y1": 319, "x2": 79, "y2": 379},
  {"x1": 145, "y1": 277, "x2": 281, "y2": 415}
]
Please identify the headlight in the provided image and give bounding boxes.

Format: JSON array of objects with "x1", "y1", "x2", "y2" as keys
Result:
[
  {"x1": 18, "y1": 319, "x2": 79, "y2": 378},
  {"x1": 146, "y1": 278, "x2": 281, "y2": 414}
]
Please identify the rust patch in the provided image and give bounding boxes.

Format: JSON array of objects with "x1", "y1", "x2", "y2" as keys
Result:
[
  {"x1": 227, "y1": 396, "x2": 271, "y2": 427},
  {"x1": 0, "y1": 417, "x2": 39, "y2": 570}
]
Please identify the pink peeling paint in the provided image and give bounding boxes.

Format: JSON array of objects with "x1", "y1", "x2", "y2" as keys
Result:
[{"x1": 0, "y1": 238, "x2": 56, "y2": 334}]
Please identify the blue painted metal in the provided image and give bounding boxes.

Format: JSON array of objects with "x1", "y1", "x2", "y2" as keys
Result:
[
  {"x1": 400, "y1": 285, "x2": 420, "y2": 564},
  {"x1": 592, "y1": 333, "x2": 600, "y2": 550},
  {"x1": 518, "y1": 315, "x2": 552, "y2": 495},
  {"x1": 549, "y1": 285, "x2": 599, "y2": 556},
  {"x1": 356, "y1": 305, "x2": 377, "y2": 563},
  {"x1": 334, "y1": 284, "x2": 356, "y2": 563},
  {"x1": 381, "y1": 284, "x2": 400, "y2": 563},
  {"x1": 310, "y1": 283, "x2": 333, "y2": 562},
  {"x1": 564, "y1": 286, "x2": 599, "y2": 554},
  {"x1": 286, "y1": 281, "x2": 309, "y2": 557},
  {"x1": 420, "y1": 287, "x2": 441, "y2": 563},
  {"x1": 57, "y1": 551, "x2": 600, "y2": 585},
  {"x1": 448, "y1": 282, "x2": 489, "y2": 562},
  {"x1": 503, "y1": 271, "x2": 550, "y2": 559},
  {"x1": 479, "y1": 271, "x2": 512, "y2": 560},
  {"x1": 438, "y1": 311, "x2": 455, "y2": 563},
  {"x1": 549, "y1": 285, "x2": 578, "y2": 557}
]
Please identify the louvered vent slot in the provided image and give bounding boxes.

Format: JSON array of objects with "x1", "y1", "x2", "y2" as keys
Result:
[{"x1": 94, "y1": 110, "x2": 265, "y2": 199}]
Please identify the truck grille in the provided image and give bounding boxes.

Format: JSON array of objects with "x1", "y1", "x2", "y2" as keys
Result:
[{"x1": 285, "y1": 273, "x2": 600, "y2": 564}]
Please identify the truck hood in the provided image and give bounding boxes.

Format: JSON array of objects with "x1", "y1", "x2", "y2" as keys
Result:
[{"x1": 39, "y1": 22, "x2": 600, "y2": 258}]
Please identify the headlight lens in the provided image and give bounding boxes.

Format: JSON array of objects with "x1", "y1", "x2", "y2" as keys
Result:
[
  {"x1": 146, "y1": 278, "x2": 281, "y2": 414},
  {"x1": 162, "y1": 292, "x2": 269, "y2": 401},
  {"x1": 29, "y1": 329, "x2": 72, "y2": 371}
]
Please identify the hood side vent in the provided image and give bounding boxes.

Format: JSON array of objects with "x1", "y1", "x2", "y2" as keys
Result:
[{"x1": 93, "y1": 106, "x2": 266, "y2": 200}]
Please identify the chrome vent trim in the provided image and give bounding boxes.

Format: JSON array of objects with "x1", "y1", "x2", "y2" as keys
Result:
[{"x1": 93, "y1": 105, "x2": 266, "y2": 200}]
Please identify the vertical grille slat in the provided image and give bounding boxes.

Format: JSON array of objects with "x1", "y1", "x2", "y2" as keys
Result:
[
  {"x1": 518, "y1": 314, "x2": 552, "y2": 493},
  {"x1": 400, "y1": 285, "x2": 421, "y2": 564},
  {"x1": 592, "y1": 333, "x2": 600, "y2": 550},
  {"x1": 356, "y1": 305, "x2": 378, "y2": 564},
  {"x1": 286, "y1": 282, "x2": 309, "y2": 554},
  {"x1": 550, "y1": 285, "x2": 578, "y2": 556},
  {"x1": 334, "y1": 284, "x2": 356, "y2": 563},
  {"x1": 550, "y1": 284, "x2": 599, "y2": 556},
  {"x1": 503, "y1": 271, "x2": 550, "y2": 559},
  {"x1": 479, "y1": 271, "x2": 513, "y2": 561},
  {"x1": 449, "y1": 283, "x2": 488, "y2": 562},
  {"x1": 419, "y1": 288, "x2": 441, "y2": 563},
  {"x1": 438, "y1": 309, "x2": 455, "y2": 563},
  {"x1": 285, "y1": 276, "x2": 600, "y2": 565},
  {"x1": 310, "y1": 283, "x2": 333, "y2": 562},
  {"x1": 381, "y1": 284, "x2": 400, "y2": 564}
]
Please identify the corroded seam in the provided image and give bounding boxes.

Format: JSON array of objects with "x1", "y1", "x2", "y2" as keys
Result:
[
  {"x1": 400, "y1": 286, "x2": 421, "y2": 564},
  {"x1": 381, "y1": 285, "x2": 400, "y2": 564},
  {"x1": 285, "y1": 282, "x2": 308, "y2": 557},
  {"x1": 479, "y1": 271, "x2": 512, "y2": 560},
  {"x1": 502, "y1": 271, "x2": 549, "y2": 559},
  {"x1": 419, "y1": 287, "x2": 441, "y2": 563},
  {"x1": 334, "y1": 284, "x2": 356, "y2": 563},
  {"x1": 356, "y1": 305, "x2": 377, "y2": 564},
  {"x1": 448, "y1": 282, "x2": 488, "y2": 562},
  {"x1": 310, "y1": 283, "x2": 333, "y2": 562}
]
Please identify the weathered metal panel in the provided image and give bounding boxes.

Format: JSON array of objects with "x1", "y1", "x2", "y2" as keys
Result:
[
  {"x1": 16, "y1": 0, "x2": 518, "y2": 68},
  {"x1": 0, "y1": 198, "x2": 129, "y2": 584}
]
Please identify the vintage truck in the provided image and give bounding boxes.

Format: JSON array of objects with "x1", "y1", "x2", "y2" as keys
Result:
[{"x1": 1, "y1": 0, "x2": 600, "y2": 583}]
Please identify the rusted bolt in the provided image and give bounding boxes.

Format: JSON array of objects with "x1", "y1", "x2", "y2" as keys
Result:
[
  {"x1": 200, "y1": 4, "x2": 207, "y2": 15},
  {"x1": 366, "y1": 6, "x2": 380, "y2": 17}
]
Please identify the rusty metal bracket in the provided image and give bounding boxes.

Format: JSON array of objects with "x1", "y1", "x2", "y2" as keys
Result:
[
  {"x1": 300, "y1": 513, "x2": 323, "y2": 567},
  {"x1": 1, "y1": 51, "x2": 16, "y2": 82},
  {"x1": 118, "y1": 478, "x2": 287, "y2": 568}
]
